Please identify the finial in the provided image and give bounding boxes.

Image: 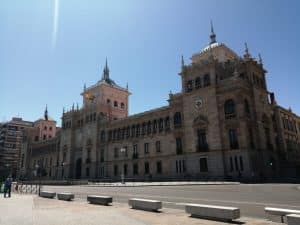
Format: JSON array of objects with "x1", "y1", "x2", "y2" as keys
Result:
[
  {"x1": 244, "y1": 42, "x2": 251, "y2": 59},
  {"x1": 84, "y1": 83, "x2": 86, "y2": 91},
  {"x1": 181, "y1": 55, "x2": 185, "y2": 69},
  {"x1": 126, "y1": 82, "x2": 128, "y2": 90},
  {"x1": 258, "y1": 53, "x2": 263, "y2": 65},
  {"x1": 63, "y1": 107, "x2": 65, "y2": 114},
  {"x1": 72, "y1": 103, "x2": 74, "y2": 111},
  {"x1": 102, "y1": 57, "x2": 110, "y2": 80},
  {"x1": 44, "y1": 104, "x2": 48, "y2": 120},
  {"x1": 209, "y1": 20, "x2": 216, "y2": 44}
]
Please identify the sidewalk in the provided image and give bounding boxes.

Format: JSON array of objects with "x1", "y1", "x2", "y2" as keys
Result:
[
  {"x1": 87, "y1": 181, "x2": 240, "y2": 187},
  {"x1": 0, "y1": 194, "x2": 281, "y2": 225}
]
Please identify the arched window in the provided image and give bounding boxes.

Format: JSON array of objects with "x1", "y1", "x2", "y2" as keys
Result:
[
  {"x1": 136, "y1": 124, "x2": 140, "y2": 137},
  {"x1": 141, "y1": 122, "x2": 146, "y2": 135},
  {"x1": 174, "y1": 112, "x2": 182, "y2": 128},
  {"x1": 153, "y1": 120, "x2": 157, "y2": 133},
  {"x1": 126, "y1": 126, "x2": 130, "y2": 138},
  {"x1": 114, "y1": 101, "x2": 118, "y2": 107},
  {"x1": 100, "y1": 131, "x2": 105, "y2": 142},
  {"x1": 186, "y1": 80, "x2": 193, "y2": 92},
  {"x1": 158, "y1": 118, "x2": 164, "y2": 132},
  {"x1": 203, "y1": 74, "x2": 210, "y2": 87},
  {"x1": 195, "y1": 77, "x2": 201, "y2": 89},
  {"x1": 131, "y1": 125, "x2": 136, "y2": 137},
  {"x1": 107, "y1": 99, "x2": 111, "y2": 104},
  {"x1": 121, "y1": 102, "x2": 125, "y2": 109},
  {"x1": 224, "y1": 99, "x2": 236, "y2": 119},
  {"x1": 244, "y1": 99, "x2": 250, "y2": 117},
  {"x1": 147, "y1": 121, "x2": 151, "y2": 134},
  {"x1": 165, "y1": 116, "x2": 170, "y2": 131}
]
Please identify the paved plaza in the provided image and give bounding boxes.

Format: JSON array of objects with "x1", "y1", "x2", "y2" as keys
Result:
[{"x1": 0, "y1": 194, "x2": 283, "y2": 225}]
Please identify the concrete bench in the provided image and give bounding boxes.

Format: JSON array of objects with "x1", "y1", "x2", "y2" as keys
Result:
[
  {"x1": 185, "y1": 204, "x2": 240, "y2": 222},
  {"x1": 40, "y1": 191, "x2": 56, "y2": 199},
  {"x1": 287, "y1": 214, "x2": 300, "y2": 225},
  {"x1": 264, "y1": 207, "x2": 300, "y2": 223},
  {"x1": 57, "y1": 193, "x2": 74, "y2": 201},
  {"x1": 128, "y1": 198, "x2": 162, "y2": 212},
  {"x1": 87, "y1": 195, "x2": 112, "y2": 205}
]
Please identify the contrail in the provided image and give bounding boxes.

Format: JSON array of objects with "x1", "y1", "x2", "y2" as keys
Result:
[{"x1": 52, "y1": 0, "x2": 59, "y2": 48}]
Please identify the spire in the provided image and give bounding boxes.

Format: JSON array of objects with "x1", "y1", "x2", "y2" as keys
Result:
[
  {"x1": 209, "y1": 20, "x2": 217, "y2": 44},
  {"x1": 244, "y1": 42, "x2": 251, "y2": 59},
  {"x1": 258, "y1": 53, "x2": 263, "y2": 65},
  {"x1": 84, "y1": 83, "x2": 86, "y2": 92},
  {"x1": 102, "y1": 57, "x2": 110, "y2": 80},
  {"x1": 126, "y1": 82, "x2": 128, "y2": 90},
  {"x1": 44, "y1": 105, "x2": 48, "y2": 120},
  {"x1": 72, "y1": 103, "x2": 74, "y2": 111},
  {"x1": 63, "y1": 107, "x2": 65, "y2": 114},
  {"x1": 181, "y1": 55, "x2": 185, "y2": 69}
]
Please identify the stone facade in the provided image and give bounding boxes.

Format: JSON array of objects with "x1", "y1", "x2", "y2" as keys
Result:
[{"x1": 20, "y1": 27, "x2": 300, "y2": 181}]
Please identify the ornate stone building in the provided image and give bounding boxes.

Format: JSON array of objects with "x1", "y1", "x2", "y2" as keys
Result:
[{"x1": 20, "y1": 25, "x2": 300, "y2": 181}]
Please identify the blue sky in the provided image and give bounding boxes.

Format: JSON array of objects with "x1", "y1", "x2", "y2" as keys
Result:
[{"x1": 0, "y1": 0, "x2": 299, "y2": 125}]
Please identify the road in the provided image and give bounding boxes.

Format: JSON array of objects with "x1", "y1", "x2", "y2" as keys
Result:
[{"x1": 42, "y1": 183, "x2": 300, "y2": 219}]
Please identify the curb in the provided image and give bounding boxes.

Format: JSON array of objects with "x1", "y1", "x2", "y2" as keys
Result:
[{"x1": 87, "y1": 182, "x2": 240, "y2": 187}]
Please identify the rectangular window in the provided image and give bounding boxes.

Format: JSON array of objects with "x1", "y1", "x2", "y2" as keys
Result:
[
  {"x1": 100, "y1": 149, "x2": 104, "y2": 162},
  {"x1": 156, "y1": 141, "x2": 161, "y2": 152},
  {"x1": 234, "y1": 156, "x2": 239, "y2": 171},
  {"x1": 144, "y1": 143, "x2": 149, "y2": 154},
  {"x1": 114, "y1": 165, "x2": 118, "y2": 176},
  {"x1": 144, "y1": 162, "x2": 149, "y2": 174},
  {"x1": 239, "y1": 156, "x2": 244, "y2": 171},
  {"x1": 229, "y1": 129, "x2": 239, "y2": 149},
  {"x1": 197, "y1": 129, "x2": 209, "y2": 152},
  {"x1": 124, "y1": 164, "x2": 128, "y2": 176},
  {"x1": 230, "y1": 157, "x2": 234, "y2": 172},
  {"x1": 176, "y1": 137, "x2": 183, "y2": 155},
  {"x1": 114, "y1": 148, "x2": 119, "y2": 158},
  {"x1": 199, "y1": 158, "x2": 208, "y2": 172},
  {"x1": 133, "y1": 144, "x2": 138, "y2": 159},
  {"x1": 133, "y1": 163, "x2": 138, "y2": 175},
  {"x1": 156, "y1": 161, "x2": 162, "y2": 174}
]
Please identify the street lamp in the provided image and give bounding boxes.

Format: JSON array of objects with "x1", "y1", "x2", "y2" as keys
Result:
[
  {"x1": 61, "y1": 162, "x2": 65, "y2": 180},
  {"x1": 35, "y1": 164, "x2": 41, "y2": 196},
  {"x1": 120, "y1": 148, "x2": 126, "y2": 184}
]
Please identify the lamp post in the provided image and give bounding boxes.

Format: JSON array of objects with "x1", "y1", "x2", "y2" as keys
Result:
[
  {"x1": 61, "y1": 162, "x2": 65, "y2": 180},
  {"x1": 35, "y1": 164, "x2": 41, "y2": 196},
  {"x1": 120, "y1": 148, "x2": 126, "y2": 184}
]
